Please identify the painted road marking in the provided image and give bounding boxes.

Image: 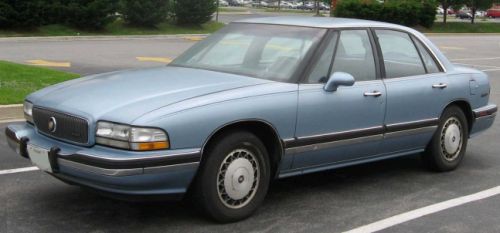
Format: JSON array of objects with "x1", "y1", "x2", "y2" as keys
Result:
[
  {"x1": 451, "y1": 56, "x2": 500, "y2": 61},
  {"x1": 0, "y1": 166, "x2": 38, "y2": 175},
  {"x1": 452, "y1": 63, "x2": 500, "y2": 72},
  {"x1": 482, "y1": 68, "x2": 500, "y2": 72},
  {"x1": 183, "y1": 36, "x2": 205, "y2": 41},
  {"x1": 344, "y1": 186, "x2": 500, "y2": 233},
  {"x1": 26, "y1": 60, "x2": 71, "y2": 67},
  {"x1": 136, "y1": 57, "x2": 172, "y2": 63},
  {"x1": 440, "y1": 46, "x2": 465, "y2": 50}
]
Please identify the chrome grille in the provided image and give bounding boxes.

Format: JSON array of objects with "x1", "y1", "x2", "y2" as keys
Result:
[{"x1": 32, "y1": 107, "x2": 89, "y2": 144}]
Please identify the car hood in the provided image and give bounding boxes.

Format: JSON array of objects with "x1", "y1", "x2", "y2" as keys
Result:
[{"x1": 28, "y1": 66, "x2": 271, "y2": 124}]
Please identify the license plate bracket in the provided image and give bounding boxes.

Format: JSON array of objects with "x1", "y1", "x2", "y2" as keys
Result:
[{"x1": 27, "y1": 144, "x2": 52, "y2": 172}]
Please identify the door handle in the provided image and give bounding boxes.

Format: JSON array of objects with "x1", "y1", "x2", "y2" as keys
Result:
[
  {"x1": 364, "y1": 91, "x2": 382, "y2": 97},
  {"x1": 432, "y1": 83, "x2": 448, "y2": 89}
]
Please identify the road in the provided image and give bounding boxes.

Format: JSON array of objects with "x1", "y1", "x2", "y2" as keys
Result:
[
  {"x1": 1, "y1": 26, "x2": 500, "y2": 233},
  {"x1": 2, "y1": 35, "x2": 500, "y2": 76}
]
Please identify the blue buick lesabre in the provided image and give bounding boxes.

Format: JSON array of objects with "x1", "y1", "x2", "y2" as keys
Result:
[{"x1": 5, "y1": 17, "x2": 497, "y2": 222}]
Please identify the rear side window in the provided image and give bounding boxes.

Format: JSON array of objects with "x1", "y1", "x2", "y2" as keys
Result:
[
  {"x1": 376, "y1": 30, "x2": 426, "y2": 78},
  {"x1": 413, "y1": 38, "x2": 441, "y2": 74}
]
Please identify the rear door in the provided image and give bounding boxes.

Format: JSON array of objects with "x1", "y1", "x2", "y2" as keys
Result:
[{"x1": 374, "y1": 29, "x2": 449, "y2": 154}]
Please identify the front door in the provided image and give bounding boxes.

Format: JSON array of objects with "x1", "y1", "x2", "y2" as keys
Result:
[{"x1": 290, "y1": 29, "x2": 387, "y2": 169}]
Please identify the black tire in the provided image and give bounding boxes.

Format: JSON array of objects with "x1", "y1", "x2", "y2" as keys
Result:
[
  {"x1": 193, "y1": 131, "x2": 271, "y2": 222},
  {"x1": 423, "y1": 106, "x2": 469, "y2": 172}
]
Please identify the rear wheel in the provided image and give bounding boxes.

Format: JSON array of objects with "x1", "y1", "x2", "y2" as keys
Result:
[
  {"x1": 193, "y1": 131, "x2": 270, "y2": 222},
  {"x1": 423, "y1": 106, "x2": 469, "y2": 172}
]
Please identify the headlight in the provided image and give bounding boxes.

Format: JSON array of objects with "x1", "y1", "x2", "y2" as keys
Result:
[
  {"x1": 23, "y1": 101, "x2": 33, "y2": 124},
  {"x1": 96, "y1": 121, "x2": 169, "y2": 151}
]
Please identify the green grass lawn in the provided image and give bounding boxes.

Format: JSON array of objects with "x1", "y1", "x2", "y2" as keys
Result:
[
  {"x1": 219, "y1": 7, "x2": 249, "y2": 12},
  {"x1": 0, "y1": 61, "x2": 79, "y2": 104},
  {"x1": 0, "y1": 20, "x2": 225, "y2": 37},
  {"x1": 424, "y1": 22, "x2": 500, "y2": 33}
]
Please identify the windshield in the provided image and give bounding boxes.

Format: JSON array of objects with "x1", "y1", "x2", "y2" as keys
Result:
[{"x1": 170, "y1": 23, "x2": 326, "y2": 82}]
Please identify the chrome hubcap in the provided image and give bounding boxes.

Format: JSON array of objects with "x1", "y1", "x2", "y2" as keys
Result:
[
  {"x1": 217, "y1": 149, "x2": 259, "y2": 209},
  {"x1": 441, "y1": 117, "x2": 463, "y2": 161}
]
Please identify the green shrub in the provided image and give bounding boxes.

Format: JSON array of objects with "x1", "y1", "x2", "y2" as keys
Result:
[
  {"x1": 174, "y1": 0, "x2": 216, "y2": 25},
  {"x1": 120, "y1": 0, "x2": 169, "y2": 27},
  {"x1": 0, "y1": 0, "x2": 120, "y2": 30},
  {"x1": 64, "y1": 0, "x2": 119, "y2": 29},
  {"x1": 0, "y1": 1, "x2": 16, "y2": 28},
  {"x1": 334, "y1": 0, "x2": 437, "y2": 28},
  {"x1": 0, "y1": 0, "x2": 48, "y2": 28},
  {"x1": 419, "y1": 1, "x2": 438, "y2": 28}
]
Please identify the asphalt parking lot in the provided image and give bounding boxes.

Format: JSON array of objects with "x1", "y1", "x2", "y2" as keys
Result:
[{"x1": 1, "y1": 33, "x2": 500, "y2": 232}]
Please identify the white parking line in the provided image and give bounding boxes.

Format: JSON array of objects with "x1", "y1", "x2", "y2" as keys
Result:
[
  {"x1": 451, "y1": 63, "x2": 500, "y2": 72},
  {"x1": 0, "y1": 166, "x2": 38, "y2": 175},
  {"x1": 344, "y1": 186, "x2": 500, "y2": 233},
  {"x1": 453, "y1": 63, "x2": 500, "y2": 69},
  {"x1": 451, "y1": 57, "x2": 500, "y2": 61},
  {"x1": 482, "y1": 69, "x2": 500, "y2": 72}
]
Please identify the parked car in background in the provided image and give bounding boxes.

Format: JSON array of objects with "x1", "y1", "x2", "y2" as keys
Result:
[
  {"x1": 319, "y1": 2, "x2": 330, "y2": 10},
  {"x1": 456, "y1": 11, "x2": 472, "y2": 19},
  {"x1": 252, "y1": 0, "x2": 269, "y2": 7},
  {"x1": 486, "y1": 9, "x2": 500, "y2": 18},
  {"x1": 475, "y1": 11, "x2": 486, "y2": 17},
  {"x1": 219, "y1": 0, "x2": 229, "y2": 7},
  {"x1": 437, "y1": 7, "x2": 444, "y2": 15},
  {"x1": 6, "y1": 17, "x2": 496, "y2": 222}
]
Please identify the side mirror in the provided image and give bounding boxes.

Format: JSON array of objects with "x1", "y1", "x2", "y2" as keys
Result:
[{"x1": 324, "y1": 72, "x2": 355, "y2": 92}]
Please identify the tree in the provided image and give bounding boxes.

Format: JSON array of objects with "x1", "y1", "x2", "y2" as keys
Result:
[
  {"x1": 121, "y1": 0, "x2": 169, "y2": 27},
  {"x1": 439, "y1": 0, "x2": 465, "y2": 23},
  {"x1": 466, "y1": 0, "x2": 494, "y2": 23},
  {"x1": 174, "y1": 0, "x2": 216, "y2": 25}
]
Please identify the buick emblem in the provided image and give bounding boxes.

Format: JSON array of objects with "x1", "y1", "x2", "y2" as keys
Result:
[{"x1": 48, "y1": 117, "x2": 57, "y2": 133}]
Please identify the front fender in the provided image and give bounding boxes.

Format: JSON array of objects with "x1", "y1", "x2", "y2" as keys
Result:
[{"x1": 134, "y1": 91, "x2": 298, "y2": 150}]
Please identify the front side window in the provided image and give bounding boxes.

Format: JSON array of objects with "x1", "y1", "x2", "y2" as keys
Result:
[
  {"x1": 375, "y1": 30, "x2": 426, "y2": 78},
  {"x1": 171, "y1": 24, "x2": 326, "y2": 82},
  {"x1": 307, "y1": 32, "x2": 338, "y2": 83},
  {"x1": 331, "y1": 30, "x2": 377, "y2": 82}
]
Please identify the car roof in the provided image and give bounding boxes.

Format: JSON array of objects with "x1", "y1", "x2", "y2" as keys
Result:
[
  {"x1": 233, "y1": 16, "x2": 404, "y2": 29},
  {"x1": 233, "y1": 16, "x2": 455, "y2": 73}
]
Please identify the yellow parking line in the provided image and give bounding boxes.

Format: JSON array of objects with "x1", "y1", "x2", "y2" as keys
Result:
[
  {"x1": 26, "y1": 60, "x2": 71, "y2": 67},
  {"x1": 136, "y1": 57, "x2": 173, "y2": 64},
  {"x1": 183, "y1": 36, "x2": 205, "y2": 41},
  {"x1": 440, "y1": 46, "x2": 465, "y2": 50}
]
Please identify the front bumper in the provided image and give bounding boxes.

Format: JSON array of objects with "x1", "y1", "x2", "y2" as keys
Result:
[
  {"x1": 471, "y1": 103, "x2": 497, "y2": 136},
  {"x1": 5, "y1": 122, "x2": 201, "y2": 199}
]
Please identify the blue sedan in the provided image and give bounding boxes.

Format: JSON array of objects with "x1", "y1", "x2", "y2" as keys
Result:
[{"x1": 5, "y1": 17, "x2": 497, "y2": 222}]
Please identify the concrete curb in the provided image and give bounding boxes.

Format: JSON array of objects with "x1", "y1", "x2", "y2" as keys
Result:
[
  {"x1": 0, "y1": 104, "x2": 22, "y2": 108},
  {"x1": 0, "y1": 34, "x2": 209, "y2": 42},
  {"x1": 0, "y1": 105, "x2": 23, "y2": 122}
]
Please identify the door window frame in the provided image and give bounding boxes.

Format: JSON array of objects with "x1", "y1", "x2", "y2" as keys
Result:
[
  {"x1": 370, "y1": 28, "x2": 446, "y2": 80},
  {"x1": 300, "y1": 27, "x2": 383, "y2": 84}
]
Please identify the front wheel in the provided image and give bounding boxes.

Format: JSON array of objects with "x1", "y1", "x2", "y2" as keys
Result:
[
  {"x1": 193, "y1": 131, "x2": 270, "y2": 222},
  {"x1": 423, "y1": 106, "x2": 469, "y2": 172}
]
